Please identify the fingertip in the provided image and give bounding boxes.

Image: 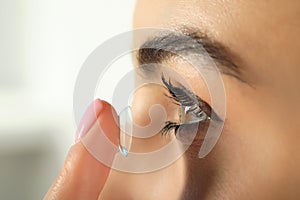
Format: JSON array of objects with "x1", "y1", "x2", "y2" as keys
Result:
[
  {"x1": 45, "y1": 100, "x2": 120, "y2": 200},
  {"x1": 97, "y1": 100, "x2": 120, "y2": 146}
]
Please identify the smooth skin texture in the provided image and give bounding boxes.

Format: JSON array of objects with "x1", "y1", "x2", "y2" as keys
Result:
[
  {"x1": 101, "y1": 0, "x2": 300, "y2": 199},
  {"x1": 46, "y1": 1, "x2": 300, "y2": 199},
  {"x1": 44, "y1": 101, "x2": 119, "y2": 200}
]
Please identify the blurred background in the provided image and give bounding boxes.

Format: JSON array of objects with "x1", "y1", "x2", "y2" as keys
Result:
[{"x1": 0, "y1": 0, "x2": 135, "y2": 199}]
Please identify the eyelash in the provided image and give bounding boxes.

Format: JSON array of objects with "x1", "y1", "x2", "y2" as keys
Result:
[{"x1": 160, "y1": 74, "x2": 212, "y2": 136}]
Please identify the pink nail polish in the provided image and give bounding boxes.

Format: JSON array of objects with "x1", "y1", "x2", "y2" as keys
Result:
[{"x1": 75, "y1": 99, "x2": 103, "y2": 143}]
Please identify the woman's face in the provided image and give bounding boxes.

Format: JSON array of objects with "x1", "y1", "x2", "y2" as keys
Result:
[{"x1": 99, "y1": 1, "x2": 300, "y2": 199}]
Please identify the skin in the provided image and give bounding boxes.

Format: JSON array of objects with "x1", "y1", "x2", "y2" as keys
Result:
[
  {"x1": 44, "y1": 101, "x2": 120, "y2": 200},
  {"x1": 102, "y1": 0, "x2": 300, "y2": 199},
  {"x1": 46, "y1": 1, "x2": 300, "y2": 199}
]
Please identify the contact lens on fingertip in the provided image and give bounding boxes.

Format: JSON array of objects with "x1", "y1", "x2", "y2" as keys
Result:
[{"x1": 118, "y1": 106, "x2": 133, "y2": 157}]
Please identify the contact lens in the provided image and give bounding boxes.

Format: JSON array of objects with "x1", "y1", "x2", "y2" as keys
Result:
[
  {"x1": 118, "y1": 106, "x2": 133, "y2": 157},
  {"x1": 179, "y1": 105, "x2": 208, "y2": 125}
]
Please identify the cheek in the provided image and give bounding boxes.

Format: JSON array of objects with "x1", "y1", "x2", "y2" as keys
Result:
[
  {"x1": 200, "y1": 80, "x2": 294, "y2": 198},
  {"x1": 99, "y1": 151, "x2": 187, "y2": 200}
]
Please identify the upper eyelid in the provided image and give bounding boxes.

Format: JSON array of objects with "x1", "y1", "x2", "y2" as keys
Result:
[
  {"x1": 161, "y1": 74, "x2": 223, "y2": 124},
  {"x1": 161, "y1": 74, "x2": 198, "y2": 106},
  {"x1": 161, "y1": 74, "x2": 212, "y2": 117},
  {"x1": 160, "y1": 75, "x2": 217, "y2": 135},
  {"x1": 137, "y1": 28, "x2": 251, "y2": 85}
]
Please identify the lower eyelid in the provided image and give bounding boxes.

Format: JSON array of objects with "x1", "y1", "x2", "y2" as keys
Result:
[
  {"x1": 161, "y1": 121, "x2": 179, "y2": 136},
  {"x1": 176, "y1": 120, "x2": 210, "y2": 149}
]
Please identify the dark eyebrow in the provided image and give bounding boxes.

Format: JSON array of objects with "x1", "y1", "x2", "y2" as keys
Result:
[{"x1": 137, "y1": 28, "x2": 247, "y2": 83}]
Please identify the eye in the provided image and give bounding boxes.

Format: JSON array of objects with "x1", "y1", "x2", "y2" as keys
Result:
[{"x1": 160, "y1": 74, "x2": 212, "y2": 136}]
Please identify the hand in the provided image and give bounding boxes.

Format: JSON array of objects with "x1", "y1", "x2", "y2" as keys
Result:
[{"x1": 44, "y1": 100, "x2": 118, "y2": 200}]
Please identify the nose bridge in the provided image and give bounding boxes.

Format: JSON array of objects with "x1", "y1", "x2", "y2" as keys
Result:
[
  {"x1": 97, "y1": 84, "x2": 187, "y2": 199},
  {"x1": 130, "y1": 83, "x2": 179, "y2": 134},
  {"x1": 120, "y1": 83, "x2": 180, "y2": 153},
  {"x1": 130, "y1": 84, "x2": 166, "y2": 126}
]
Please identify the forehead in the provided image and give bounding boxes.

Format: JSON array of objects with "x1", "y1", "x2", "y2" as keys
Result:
[
  {"x1": 134, "y1": 0, "x2": 299, "y2": 32},
  {"x1": 134, "y1": 0, "x2": 300, "y2": 47},
  {"x1": 134, "y1": 0, "x2": 300, "y2": 86}
]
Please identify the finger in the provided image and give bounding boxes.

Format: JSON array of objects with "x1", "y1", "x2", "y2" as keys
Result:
[{"x1": 44, "y1": 100, "x2": 119, "y2": 200}]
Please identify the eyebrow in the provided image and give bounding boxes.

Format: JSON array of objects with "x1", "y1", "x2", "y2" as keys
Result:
[{"x1": 137, "y1": 28, "x2": 247, "y2": 83}]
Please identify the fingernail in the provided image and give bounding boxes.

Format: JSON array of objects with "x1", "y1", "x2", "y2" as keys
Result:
[{"x1": 75, "y1": 99, "x2": 103, "y2": 143}]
